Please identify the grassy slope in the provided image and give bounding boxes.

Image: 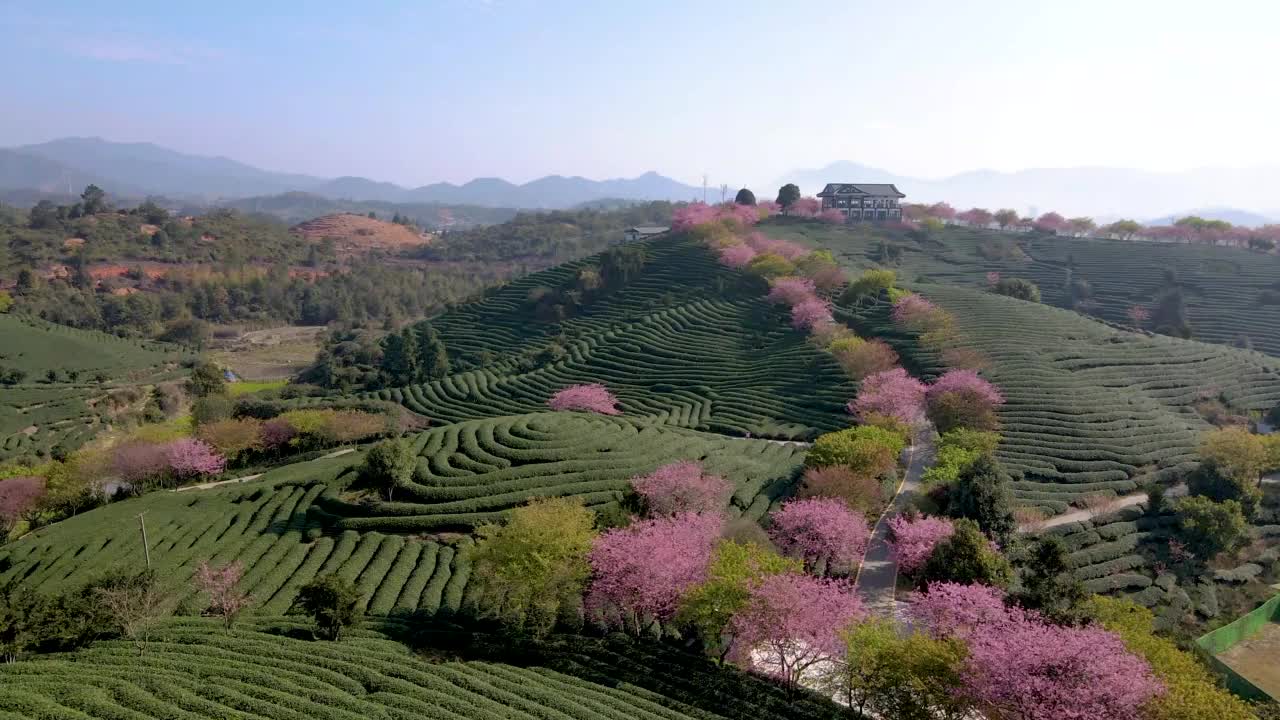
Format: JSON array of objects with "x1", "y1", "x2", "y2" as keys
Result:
[
  {"x1": 0, "y1": 314, "x2": 188, "y2": 462},
  {"x1": 760, "y1": 220, "x2": 1280, "y2": 513}
]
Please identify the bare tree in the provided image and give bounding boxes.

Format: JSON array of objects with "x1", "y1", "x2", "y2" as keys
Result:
[{"x1": 94, "y1": 570, "x2": 171, "y2": 654}]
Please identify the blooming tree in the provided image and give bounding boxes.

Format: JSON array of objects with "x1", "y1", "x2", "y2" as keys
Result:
[
  {"x1": 818, "y1": 209, "x2": 846, "y2": 224},
  {"x1": 586, "y1": 512, "x2": 723, "y2": 627},
  {"x1": 112, "y1": 442, "x2": 171, "y2": 485},
  {"x1": 728, "y1": 574, "x2": 865, "y2": 693},
  {"x1": 848, "y1": 367, "x2": 927, "y2": 424},
  {"x1": 928, "y1": 370, "x2": 1004, "y2": 407},
  {"x1": 985, "y1": 271, "x2": 1001, "y2": 287},
  {"x1": 1033, "y1": 212, "x2": 1069, "y2": 234},
  {"x1": 0, "y1": 476, "x2": 46, "y2": 531},
  {"x1": 829, "y1": 338, "x2": 899, "y2": 380},
  {"x1": 789, "y1": 197, "x2": 822, "y2": 217},
  {"x1": 260, "y1": 418, "x2": 298, "y2": 450},
  {"x1": 890, "y1": 293, "x2": 945, "y2": 330},
  {"x1": 194, "y1": 560, "x2": 252, "y2": 630},
  {"x1": 548, "y1": 383, "x2": 620, "y2": 415},
  {"x1": 925, "y1": 370, "x2": 1005, "y2": 433},
  {"x1": 769, "y1": 498, "x2": 870, "y2": 575},
  {"x1": 672, "y1": 202, "x2": 719, "y2": 231},
  {"x1": 167, "y1": 439, "x2": 227, "y2": 479},
  {"x1": 927, "y1": 202, "x2": 957, "y2": 221},
  {"x1": 718, "y1": 243, "x2": 756, "y2": 268},
  {"x1": 745, "y1": 232, "x2": 808, "y2": 261},
  {"x1": 631, "y1": 461, "x2": 733, "y2": 516},
  {"x1": 959, "y1": 208, "x2": 994, "y2": 227},
  {"x1": 910, "y1": 582, "x2": 1163, "y2": 720},
  {"x1": 1126, "y1": 304, "x2": 1150, "y2": 328},
  {"x1": 791, "y1": 297, "x2": 834, "y2": 331},
  {"x1": 887, "y1": 515, "x2": 954, "y2": 574},
  {"x1": 766, "y1": 276, "x2": 817, "y2": 306}
]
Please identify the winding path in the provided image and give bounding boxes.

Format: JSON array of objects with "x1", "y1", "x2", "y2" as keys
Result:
[
  {"x1": 854, "y1": 430, "x2": 935, "y2": 620},
  {"x1": 1026, "y1": 483, "x2": 1187, "y2": 532}
]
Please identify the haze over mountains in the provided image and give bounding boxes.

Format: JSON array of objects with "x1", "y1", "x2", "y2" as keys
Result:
[{"x1": 1, "y1": 137, "x2": 1276, "y2": 223}]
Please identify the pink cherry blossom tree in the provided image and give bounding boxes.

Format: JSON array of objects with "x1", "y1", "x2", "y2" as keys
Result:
[
  {"x1": 1033, "y1": 212, "x2": 1069, "y2": 234},
  {"x1": 718, "y1": 243, "x2": 757, "y2": 268},
  {"x1": 818, "y1": 209, "x2": 846, "y2": 224},
  {"x1": 789, "y1": 197, "x2": 822, "y2": 217},
  {"x1": 891, "y1": 293, "x2": 943, "y2": 328},
  {"x1": 631, "y1": 461, "x2": 734, "y2": 516},
  {"x1": 0, "y1": 476, "x2": 46, "y2": 531},
  {"x1": 672, "y1": 202, "x2": 719, "y2": 232},
  {"x1": 986, "y1": 271, "x2": 1001, "y2": 287},
  {"x1": 194, "y1": 560, "x2": 252, "y2": 631},
  {"x1": 260, "y1": 418, "x2": 298, "y2": 450},
  {"x1": 112, "y1": 442, "x2": 171, "y2": 485},
  {"x1": 766, "y1": 277, "x2": 817, "y2": 306},
  {"x1": 548, "y1": 383, "x2": 621, "y2": 415},
  {"x1": 745, "y1": 232, "x2": 808, "y2": 261},
  {"x1": 791, "y1": 297, "x2": 834, "y2": 331},
  {"x1": 848, "y1": 367, "x2": 927, "y2": 424},
  {"x1": 958, "y1": 208, "x2": 994, "y2": 227},
  {"x1": 927, "y1": 202, "x2": 957, "y2": 221},
  {"x1": 927, "y1": 370, "x2": 1004, "y2": 407},
  {"x1": 909, "y1": 582, "x2": 1163, "y2": 720},
  {"x1": 769, "y1": 498, "x2": 870, "y2": 575},
  {"x1": 1126, "y1": 305, "x2": 1150, "y2": 328},
  {"x1": 727, "y1": 574, "x2": 865, "y2": 694},
  {"x1": 887, "y1": 515, "x2": 954, "y2": 574},
  {"x1": 586, "y1": 512, "x2": 723, "y2": 629},
  {"x1": 166, "y1": 439, "x2": 227, "y2": 480}
]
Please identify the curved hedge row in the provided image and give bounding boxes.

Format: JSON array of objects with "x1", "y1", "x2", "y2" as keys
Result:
[
  {"x1": 368, "y1": 234, "x2": 855, "y2": 440},
  {"x1": 316, "y1": 412, "x2": 806, "y2": 533},
  {"x1": 0, "y1": 618, "x2": 847, "y2": 720}
]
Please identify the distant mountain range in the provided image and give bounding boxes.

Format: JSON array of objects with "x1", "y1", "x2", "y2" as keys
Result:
[
  {"x1": 2, "y1": 137, "x2": 1277, "y2": 222},
  {"x1": 778, "y1": 161, "x2": 1280, "y2": 225},
  {"x1": 0, "y1": 138, "x2": 704, "y2": 209}
]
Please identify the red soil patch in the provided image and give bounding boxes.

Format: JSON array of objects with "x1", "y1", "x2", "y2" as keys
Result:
[
  {"x1": 139, "y1": 224, "x2": 160, "y2": 236},
  {"x1": 291, "y1": 213, "x2": 432, "y2": 255},
  {"x1": 63, "y1": 237, "x2": 86, "y2": 248}
]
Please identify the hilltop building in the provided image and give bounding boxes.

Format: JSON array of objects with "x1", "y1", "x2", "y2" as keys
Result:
[
  {"x1": 623, "y1": 225, "x2": 669, "y2": 242},
  {"x1": 817, "y1": 183, "x2": 906, "y2": 222}
]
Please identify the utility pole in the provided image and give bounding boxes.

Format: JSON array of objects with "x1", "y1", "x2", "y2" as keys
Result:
[
  {"x1": 137, "y1": 511, "x2": 151, "y2": 568},
  {"x1": 720, "y1": 184, "x2": 729, "y2": 203},
  {"x1": 702, "y1": 174, "x2": 708, "y2": 203}
]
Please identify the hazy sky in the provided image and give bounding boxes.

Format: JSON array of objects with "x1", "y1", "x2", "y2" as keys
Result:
[{"x1": 2, "y1": 0, "x2": 1277, "y2": 188}]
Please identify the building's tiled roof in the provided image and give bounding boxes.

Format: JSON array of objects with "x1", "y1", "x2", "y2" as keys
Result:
[
  {"x1": 816, "y1": 183, "x2": 905, "y2": 198},
  {"x1": 626, "y1": 226, "x2": 669, "y2": 234}
]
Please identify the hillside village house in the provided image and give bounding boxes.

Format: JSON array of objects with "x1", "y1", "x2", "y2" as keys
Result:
[
  {"x1": 623, "y1": 225, "x2": 669, "y2": 242},
  {"x1": 817, "y1": 183, "x2": 906, "y2": 222}
]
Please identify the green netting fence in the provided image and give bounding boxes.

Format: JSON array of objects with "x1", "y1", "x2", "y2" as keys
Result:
[{"x1": 1195, "y1": 593, "x2": 1280, "y2": 702}]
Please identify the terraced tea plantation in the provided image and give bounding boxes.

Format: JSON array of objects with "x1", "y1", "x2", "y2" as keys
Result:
[
  {"x1": 367, "y1": 234, "x2": 853, "y2": 440},
  {"x1": 0, "y1": 617, "x2": 845, "y2": 720},
  {"x1": 0, "y1": 454, "x2": 487, "y2": 619},
  {"x1": 802, "y1": 223, "x2": 1280, "y2": 358},
  {"x1": 315, "y1": 412, "x2": 806, "y2": 533},
  {"x1": 0, "y1": 314, "x2": 188, "y2": 462},
  {"x1": 839, "y1": 283, "x2": 1280, "y2": 513}
]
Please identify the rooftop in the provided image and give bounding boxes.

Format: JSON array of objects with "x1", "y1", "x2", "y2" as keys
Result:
[{"x1": 816, "y1": 183, "x2": 906, "y2": 198}]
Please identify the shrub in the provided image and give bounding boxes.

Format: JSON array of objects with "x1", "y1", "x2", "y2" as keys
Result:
[
  {"x1": 768, "y1": 498, "x2": 870, "y2": 575},
  {"x1": 841, "y1": 269, "x2": 896, "y2": 303},
  {"x1": 746, "y1": 253, "x2": 796, "y2": 279},
  {"x1": 191, "y1": 394, "x2": 234, "y2": 426},
  {"x1": 292, "y1": 574, "x2": 361, "y2": 640},
  {"x1": 631, "y1": 461, "x2": 733, "y2": 516},
  {"x1": 473, "y1": 497, "x2": 597, "y2": 638},
  {"x1": 829, "y1": 338, "x2": 899, "y2": 380},
  {"x1": 548, "y1": 383, "x2": 621, "y2": 415},
  {"x1": 196, "y1": 418, "x2": 263, "y2": 461},
  {"x1": 991, "y1": 277, "x2": 1041, "y2": 302},
  {"x1": 919, "y1": 519, "x2": 1012, "y2": 589},
  {"x1": 806, "y1": 428, "x2": 900, "y2": 476},
  {"x1": 799, "y1": 466, "x2": 884, "y2": 519}
]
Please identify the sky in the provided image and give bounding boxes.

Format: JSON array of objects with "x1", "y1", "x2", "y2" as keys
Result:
[{"x1": 2, "y1": 0, "x2": 1278, "y2": 189}]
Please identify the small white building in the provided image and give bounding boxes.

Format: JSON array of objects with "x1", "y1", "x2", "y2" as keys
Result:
[{"x1": 623, "y1": 226, "x2": 669, "y2": 242}]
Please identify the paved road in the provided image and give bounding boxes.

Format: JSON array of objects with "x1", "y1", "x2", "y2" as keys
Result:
[
  {"x1": 855, "y1": 430, "x2": 935, "y2": 620},
  {"x1": 1026, "y1": 483, "x2": 1187, "y2": 531}
]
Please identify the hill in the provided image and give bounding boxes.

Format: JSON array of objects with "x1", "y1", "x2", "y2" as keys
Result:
[
  {"x1": 0, "y1": 314, "x2": 188, "y2": 462},
  {"x1": 291, "y1": 213, "x2": 432, "y2": 255},
  {"x1": 215, "y1": 192, "x2": 518, "y2": 229},
  {"x1": 760, "y1": 220, "x2": 1280, "y2": 513}
]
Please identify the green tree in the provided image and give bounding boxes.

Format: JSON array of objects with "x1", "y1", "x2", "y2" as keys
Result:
[
  {"x1": 0, "y1": 290, "x2": 12, "y2": 313},
  {"x1": 186, "y1": 362, "x2": 227, "y2": 398},
  {"x1": 948, "y1": 455, "x2": 1016, "y2": 544},
  {"x1": 28, "y1": 200, "x2": 59, "y2": 229},
  {"x1": 920, "y1": 518, "x2": 1012, "y2": 589},
  {"x1": 292, "y1": 574, "x2": 361, "y2": 640},
  {"x1": 677, "y1": 540, "x2": 801, "y2": 660},
  {"x1": 1175, "y1": 496, "x2": 1247, "y2": 559},
  {"x1": 0, "y1": 581, "x2": 45, "y2": 662},
  {"x1": 734, "y1": 188, "x2": 756, "y2": 205},
  {"x1": 379, "y1": 329, "x2": 417, "y2": 387},
  {"x1": 360, "y1": 437, "x2": 416, "y2": 501},
  {"x1": 1153, "y1": 287, "x2": 1192, "y2": 339},
  {"x1": 1087, "y1": 596, "x2": 1257, "y2": 720},
  {"x1": 412, "y1": 324, "x2": 450, "y2": 382},
  {"x1": 1198, "y1": 427, "x2": 1269, "y2": 486},
  {"x1": 80, "y1": 184, "x2": 108, "y2": 215},
  {"x1": 991, "y1": 278, "x2": 1041, "y2": 302},
  {"x1": 746, "y1": 253, "x2": 795, "y2": 279},
  {"x1": 776, "y1": 184, "x2": 801, "y2": 211},
  {"x1": 819, "y1": 619, "x2": 970, "y2": 720},
  {"x1": 472, "y1": 498, "x2": 597, "y2": 638},
  {"x1": 1011, "y1": 536, "x2": 1088, "y2": 625},
  {"x1": 1188, "y1": 463, "x2": 1261, "y2": 519}
]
